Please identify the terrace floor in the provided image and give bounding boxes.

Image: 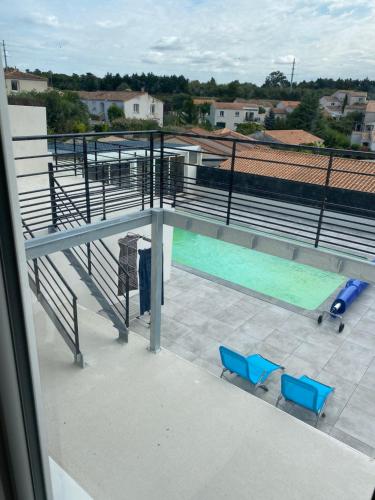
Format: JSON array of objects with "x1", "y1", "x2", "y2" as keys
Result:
[
  {"x1": 130, "y1": 265, "x2": 375, "y2": 457},
  {"x1": 33, "y1": 293, "x2": 375, "y2": 500}
]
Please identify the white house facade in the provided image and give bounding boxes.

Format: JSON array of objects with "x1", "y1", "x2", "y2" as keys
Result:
[
  {"x1": 78, "y1": 91, "x2": 164, "y2": 125},
  {"x1": 351, "y1": 100, "x2": 375, "y2": 151},
  {"x1": 4, "y1": 69, "x2": 48, "y2": 93},
  {"x1": 209, "y1": 102, "x2": 265, "y2": 130}
]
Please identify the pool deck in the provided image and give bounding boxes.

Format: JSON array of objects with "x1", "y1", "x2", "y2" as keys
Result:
[{"x1": 130, "y1": 265, "x2": 375, "y2": 458}]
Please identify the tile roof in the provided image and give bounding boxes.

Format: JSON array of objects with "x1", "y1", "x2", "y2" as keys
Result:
[
  {"x1": 212, "y1": 102, "x2": 248, "y2": 110},
  {"x1": 263, "y1": 129, "x2": 323, "y2": 145},
  {"x1": 193, "y1": 98, "x2": 215, "y2": 105},
  {"x1": 366, "y1": 101, "x2": 375, "y2": 113},
  {"x1": 4, "y1": 69, "x2": 48, "y2": 82},
  {"x1": 220, "y1": 149, "x2": 375, "y2": 193},
  {"x1": 167, "y1": 128, "x2": 260, "y2": 156},
  {"x1": 278, "y1": 101, "x2": 301, "y2": 108},
  {"x1": 78, "y1": 91, "x2": 147, "y2": 101}
]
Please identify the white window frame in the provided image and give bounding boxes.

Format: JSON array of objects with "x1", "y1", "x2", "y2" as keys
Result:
[{"x1": 133, "y1": 103, "x2": 140, "y2": 114}]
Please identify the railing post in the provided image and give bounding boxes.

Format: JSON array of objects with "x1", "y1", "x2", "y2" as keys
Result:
[
  {"x1": 73, "y1": 137, "x2": 77, "y2": 176},
  {"x1": 33, "y1": 259, "x2": 40, "y2": 295},
  {"x1": 101, "y1": 163, "x2": 106, "y2": 221},
  {"x1": 159, "y1": 132, "x2": 164, "y2": 208},
  {"x1": 54, "y1": 138, "x2": 58, "y2": 168},
  {"x1": 72, "y1": 297, "x2": 83, "y2": 367},
  {"x1": 48, "y1": 162, "x2": 57, "y2": 228},
  {"x1": 315, "y1": 153, "x2": 334, "y2": 248},
  {"x1": 141, "y1": 159, "x2": 145, "y2": 210},
  {"x1": 226, "y1": 140, "x2": 237, "y2": 225},
  {"x1": 149, "y1": 133, "x2": 154, "y2": 208},
  {"x1": 125, "y1": 274, "x2": 130, "y2": 329},
  {"x1": 82, "y1": 137, "x2": 92, "y2": 274}
]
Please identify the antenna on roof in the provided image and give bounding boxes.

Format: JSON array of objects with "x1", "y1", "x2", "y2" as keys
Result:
[
  {"x1": 2, "y1": 40, "x2": 8, "y2": 69},
  {"x1": 290, "y1": 58, "x2": 296, "y2": 90}
]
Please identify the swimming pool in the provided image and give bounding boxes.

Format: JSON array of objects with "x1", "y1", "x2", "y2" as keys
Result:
[{"x1": 172, "y1": 228, "x2": 346, "y2": 310}]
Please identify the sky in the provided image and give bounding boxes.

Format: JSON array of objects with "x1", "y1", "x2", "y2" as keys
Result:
[{"x1": 1, "y1": 0, "x2": 375, "y2": 84}]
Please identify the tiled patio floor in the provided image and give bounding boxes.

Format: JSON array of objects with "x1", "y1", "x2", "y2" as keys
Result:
[{"x1": 130, "y1": 265, "x2": 375, "y2": 458}]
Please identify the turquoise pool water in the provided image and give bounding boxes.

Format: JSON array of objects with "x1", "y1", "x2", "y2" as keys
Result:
[{"x1": 172, "y1": 228, "x2": 346, "y2": 310}]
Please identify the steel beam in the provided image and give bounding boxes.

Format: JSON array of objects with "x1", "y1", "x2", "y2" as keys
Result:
[{"x1": 25, "y1": 210, "x2": 152, "y2": 259}]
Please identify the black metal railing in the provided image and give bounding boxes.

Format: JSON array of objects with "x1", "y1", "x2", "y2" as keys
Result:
[
  {"x1": 23, "y1": 221, "x2": 82, "y2": 365},
  {"x1": 52, "y1": 177, "x2": 130, "y2": 335},
  {"x1": 14, "y1": 130, "x2": 375, "y2": 260}
]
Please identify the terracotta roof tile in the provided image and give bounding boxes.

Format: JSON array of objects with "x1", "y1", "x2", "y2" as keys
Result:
[
  {"x1": 4, "y1": 69, "x2": 48, "y2": 82},
  {"x1": 220, "y1": 149, "x2": 375, "y2": 193},
  {"x1": 78, "y1": 91, "x2": 159, "y2": 102},
  {"x1": 263, "y1": 129, "x2": 323, "y2": 145},
  {"x1": 366, "y1": 101, "x2": 375, "y2": 113}
]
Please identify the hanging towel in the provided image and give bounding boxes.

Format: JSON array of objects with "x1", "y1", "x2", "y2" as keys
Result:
[
  {"x1": 118, "y1": 236, "x2": 138, "y2": 294},
  {"x1": 138, "y1": 248, "x2": 164, "y2": 315}
]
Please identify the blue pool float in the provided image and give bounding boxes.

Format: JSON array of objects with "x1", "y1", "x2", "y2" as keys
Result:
[{"x1": 318, "y1": 274, "x2": 370, "y2": 333}]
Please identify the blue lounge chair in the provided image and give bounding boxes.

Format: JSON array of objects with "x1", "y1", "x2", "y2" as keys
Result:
[
  {"x1": 276, "y1": 374, "x2": 335, "y2": 426},
  {"x1": 219, "y1": 346, "x2": 284, "y2": 391}
]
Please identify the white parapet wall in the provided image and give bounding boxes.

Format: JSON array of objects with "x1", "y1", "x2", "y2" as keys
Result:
[{"x1": 8, "y1": 104, "x2": 48, "y2": 178}]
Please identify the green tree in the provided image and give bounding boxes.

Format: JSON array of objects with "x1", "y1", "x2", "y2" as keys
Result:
[
  {"x1": 263, "y1": 71, "x2": 289, "y2": 88},
  {"x1": 110, "y1": 117, "x2": 159, "y2": 131},
  {"x1": 286, "y1": 92, "x2": 320, "y2": 131},
  {"x1": 107, "y1": 104, "x2": 124, "y2": 122},
  {"x1": 8, "y1": 90, "x2": 90, "y2": 133},
  {"x1": 236, "y1": 122, "x2": 264, "y2": 135},
  {"x1": 264, "y1": 109, "x2": 275, "y2": 129}
]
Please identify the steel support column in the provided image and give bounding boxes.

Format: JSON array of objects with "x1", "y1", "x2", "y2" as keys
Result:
[{"x1": 150, "y1": 209, "x2": 163, "y2": 352}]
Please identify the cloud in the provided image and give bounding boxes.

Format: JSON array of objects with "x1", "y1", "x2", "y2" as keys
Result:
[
  {"x1": 3, "y1": 0, "x2": 375, "y2": 83},
  {"x1": 274, "y1": 55, "x2": 297, "y2": 65},
  {"x1": 95, "y1": 19, "x2": 127, "y2": 29},
  {"x1": 27, "y1": 13, "x2": 60, "y2": 27},
  {"x1": 151, "y1": 36, "x2": 184, "y2": 51}
]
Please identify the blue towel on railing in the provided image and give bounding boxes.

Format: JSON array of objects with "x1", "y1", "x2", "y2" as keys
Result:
[{"x1": 138, "y1": 248, "x2": 164, "y2": 315}]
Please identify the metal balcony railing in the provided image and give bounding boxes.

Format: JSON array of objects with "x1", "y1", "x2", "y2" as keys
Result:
[{"x1": 14, "y1": 130, "x2": 375, "y2": 261}]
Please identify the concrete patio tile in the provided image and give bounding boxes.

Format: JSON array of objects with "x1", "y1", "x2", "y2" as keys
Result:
[
  {"x1": 252, "y1": 305, "x2": 292, "y2": 326},
  {"x1": 161, "y1": 316, "x2": 193, "y2": 342},
  {"x1": 358, "y1": 357, "x2": 375, "y2": 391},
  {"x1": 330, "y1": 428, "x2": 375, "y2": 458},
  {"x1": 283, "y1": 354, "x2": 320, "y2": 379},
  {"x1": 235, "y1": 296, "x2": 269, "y2": 315},
  {"x1": 277, "y1": 312, "x2": 317, "y2": 339},
  {"x1": 202, "y1": 317, "x2": 236, "y2": 343},
  {"x1": 335, "y1": 405, "x2": 375, "y2": 449},
  {"x1": 317, "y1": 370, "x2": 357, "y2": 401},
  {"x1": 345, "y1": 329, "x2": 375, "y2": 353},
  {"x1": 293, "y1": 341, "x2": 338, "y2": 369},
  {"x1": 224, "y1": 330, "x2": 260, "y2": 353},
  {"x1": 347, "y1": 386, "x2": 375, "y2": 417},
  {"x1": 173, "y1": 330, "x2": 218, "y2": 358},
  {"x1": 252, "y1": 341, "x2": 290, "y2": 366},
  {"x1": 324, "y1": 341, "x2": 374, "y2": 383},
  {"x1": 264, "y1": 329, "x2": 303, "y2": 354},
  {"x1": 164, "y1": 341, "x2": 197, "y2": 363},
  {"x1": 214, "y1": 305, "x2": 255, "y2": 330},
  {"x1": 232, "y1": 321, "x2": 275, "y2": 341},
  {"x1": 354, "y1": 317, "x2": 375, "y2": 334}
]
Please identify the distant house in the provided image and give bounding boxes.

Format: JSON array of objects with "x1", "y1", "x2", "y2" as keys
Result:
[
  {"x1": 320, "y1": 90, "x2": 367, "y2": 119},
  {"x1": 209, "y1": 101, "x2": 269, "y2": 130},
  {"x1": 4, "y1": 69, "x2": 48, "y2": 93},
  {"x1": 252, "y1": 129, "x2": 324, "y2": 147},
  {"x1": 78, "y1": 91, "x2": 164, "y2": 125},
  {"x1": 193, "y1": 98, "x2": 215, "y2": 106},
  {"x1": 351, "y1": 100, "x2": 375, "y2": 151},
  {"x1": 276, "y1": 101, "x2": 301, "y2": 114}
]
